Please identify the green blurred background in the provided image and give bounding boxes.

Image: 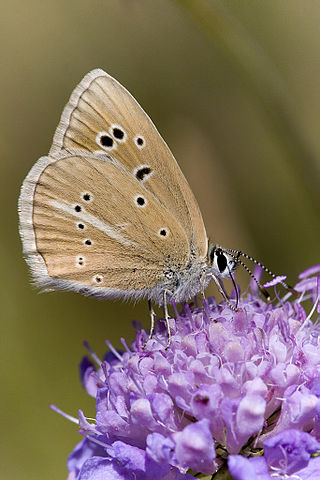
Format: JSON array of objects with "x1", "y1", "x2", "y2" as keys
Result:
[{"x1": 1, "y1": 1, "x2": 319, "y2": 479}]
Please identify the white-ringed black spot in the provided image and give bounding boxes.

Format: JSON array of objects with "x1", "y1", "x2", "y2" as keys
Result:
[
  {"x1": 76, "y1": 255, "x2": 85, "y2": 267},
  {"x1": 100, "y1": 135, "x2": 113, "y2": 147},
  {"x1": 94, "y1": 274, "x2": 103, "y2": 283},
  {"x1": 96, "y1": 132, "x2": 116, "y2": 151},
  {"x1": 159, "y1": 228, "x2": 168, "y2": 237},
  {"x1": 77, "y1": 222, "x2": 86, "y2": 230},
  {"x1": 74, "y1": 205, "x2": 82, "y2": 212},
  {"x1": 82, "y1": 192, "x2": 93, "y2": 202},
  {"x1": 134, "y1": 165, "x2": 152, "y2": 181},
  {"x1": 113, "y1": 128, "x2": 124, "y2": 139},
  {"x1": 134, "y1": 135, "x2": 145, "y2": 149},
  {"x1": 109, "y1": 124, "x2": 127, "y2": 143},
  {"x1": 84, "y1": 239, "x2": 92, "y2": 246},
  {"x1": 135, "y1": 195, "x2": 146, "y2": 207},
  {"x1": 113, "y1": 127, "x2": 124, "y2": 140}
]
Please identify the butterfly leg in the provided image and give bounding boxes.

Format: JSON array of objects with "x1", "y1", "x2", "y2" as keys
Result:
[
  {"x1": 148, "y1": 299, "x2": 156, "y2": 340},
  {"x1": 200, "y1": 270, "x2": 211, "y2": 320},
  {"x1": 142, "y1": 300, "x2": 156, "y2": 350},
  {"x1": 200, "y1": 270, "x2": 206, "y2": 301},
  {"x1": 163, "y1": 289, "x2": 172, "y2": 350}
]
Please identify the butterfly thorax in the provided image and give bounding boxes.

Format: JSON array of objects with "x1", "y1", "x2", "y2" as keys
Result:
[{"x1": 151, "y1": 255, "x2": 208, "y2": 305}]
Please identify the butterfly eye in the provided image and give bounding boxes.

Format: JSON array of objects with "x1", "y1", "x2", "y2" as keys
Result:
[
  {"x1": 109, "y1": 125, "x2": 127, "y2": 143},
  {"x1": 211, "y1": 248, "x2": 228, "y2": 274},
  {"x1": 217, "y1": 252, "x2": 228, "y2": 273},
  {"x1": 134, "y1": 135, "x2": 145, "y2": 149}
]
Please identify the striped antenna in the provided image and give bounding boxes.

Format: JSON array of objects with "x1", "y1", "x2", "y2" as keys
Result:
[
  {"x1": 225, "y1": 248, "x2": 298, "y2": 297},
  {"x1": 226, "y1": 251, "x2": 270, "y2": 300}
]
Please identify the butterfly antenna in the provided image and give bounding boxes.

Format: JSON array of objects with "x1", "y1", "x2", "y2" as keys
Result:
[
  {"x1": 226, "y1": 251, "x2": 270, "y2": 300},
  {"x1": 226, "y1": 248, "x2": 298, "y2": 297}
]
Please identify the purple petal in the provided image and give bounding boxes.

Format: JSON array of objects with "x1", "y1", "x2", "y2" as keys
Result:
[
  {"x1": 236, "y1": 394, "x2": 266, "y2": 436},
  {"x1": 67, "y1": 472, "x2": 77, "y2": 480},
  {"x1": 269, "y1": 363, "x2": 300, "y2": 389},
  {"x1": 191, "y1": 385, "x2": 224, "y2": 442},
  {"x1": 310, "y1": 378, "x2": 320, "y2": 399},
  {"x1": 250, "y1": 266, "x2": 263, "y2": 294},
  {"x1": 167, "y1": 373, "x2": 192, "y2": 405},
  {"x1": 299, "y1": 265, "x2": 320, "y2": 279},
  {"x1": 79, "y1": 357, "x2": 98, "y2": 397},
  {"x1": 150, "y1": 393, "x2": 177, "y2": 429},
  {"x1": 276, "y1": 388, "x2": 318, "y2": 432},
  {"x1": 146, "y1": 432, "x2": 175, "y2": 465},
  {"x1": 294, "y1": 455, "x2": 320, "y2": 479},
  {"x1": 221, "y1": 398, "x2": 241, "y2": 453},
  {"x1": 228, "y1": 455, "x2": 261, "y2": 480},
  {"x1": 78, "y1": 457, "x2": 134, "y2": 480},
  {"x1": 263, "y1": 275, "x2": 287, "y2": 288},
  {"x1": 264, "y1": 429, "x2": 320, "y2": 475},
  {"x1": 295, "y1": 277, "x2": 318, "y2": 293},
  {"x1": 97, "y1": 410, "x2": 129, "y2": 436},
  {"x1": 242, "y1": 378, "x2": 267, "y2": 398},
  {"x1": 173, "y1": 419, "x2": 216, "y2": 475},
  {"x1": 67, "y1": 439, "x2": 107, "y2": 478},
  {"x1": 110, "y1": 441, "x2": 146, "y2": 472},
  {"x1": 130, "y1": 398, "x2": 157, "y2": 429},
  {"x1": 145, "y1": 433, "x2": 173, "y2": 479},
  {"x1": 96, "y1": 388, "x2": 129, "y2": 435}
]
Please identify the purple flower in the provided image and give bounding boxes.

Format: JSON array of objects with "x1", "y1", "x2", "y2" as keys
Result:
[
  {"x1": 228, "y1": 430, "x2": 320, "y2": 479},
  {"x1": 56, "y1": 266, "x2": 320, "y2": 479}
]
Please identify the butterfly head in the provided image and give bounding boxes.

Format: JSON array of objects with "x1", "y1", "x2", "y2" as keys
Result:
[
  {"x1": 207, "y1": 245, "x2": 298, "y2": 306},
  {"x1": 208, "y1": 244, "x2": 238, "y2": 279}
]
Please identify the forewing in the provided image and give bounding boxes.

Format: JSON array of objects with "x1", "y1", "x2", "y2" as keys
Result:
[
  {"x1": 49, "y1": 69, "x2": 207, "y2": 259},
  {"x1": 19, "y1": 153, "x2": 190, "y2": 296}
]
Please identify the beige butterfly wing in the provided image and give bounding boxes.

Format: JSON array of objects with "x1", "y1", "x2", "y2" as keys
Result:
[
  {"x1": 49, "y1": 69, "x2": 208, "y2": 260},
  {"x1": 19, "y1": 152, "x2": 192, "y2": 301}
]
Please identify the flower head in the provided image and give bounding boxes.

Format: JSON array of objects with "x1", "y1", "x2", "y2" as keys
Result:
[{"x1": 60, "y1": 266, "x2": 320, "y2": 479}]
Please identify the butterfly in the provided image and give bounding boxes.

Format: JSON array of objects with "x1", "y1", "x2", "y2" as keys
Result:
[{"x1": 18, "y1": 69, "x2": 289, "y2": 346}]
